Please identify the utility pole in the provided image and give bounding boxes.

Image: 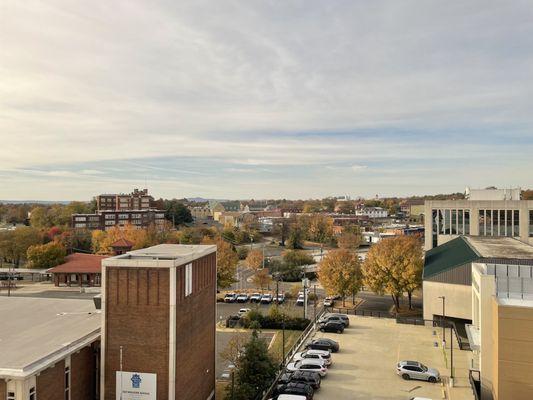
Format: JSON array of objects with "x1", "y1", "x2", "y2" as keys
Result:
[
  {"x1": 7, "y1": 264, "x2": 12, "y2": 297},
  {"x1": 303, "y1": 278, "x2": 308, "y2": 319},
  {"x1": 313, "y1": 284, "x2": 317, "y2": 322},
  {"x1": 450, "y1": 322, "x2": 454, "y2": 385}
]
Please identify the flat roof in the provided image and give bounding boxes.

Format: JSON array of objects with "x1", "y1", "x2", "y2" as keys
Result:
[
  {"x1": 464, "y1": 236, "x2": 533, "y2": 259},
  {"x1": 102, "y1": 244, "x2": 216, "y2": 268},
  {"x1": 0, "y1": 297, "x2": 100, "y2": 377}
]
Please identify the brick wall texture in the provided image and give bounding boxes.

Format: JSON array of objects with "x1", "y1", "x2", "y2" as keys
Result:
[
  {"x1": 71, "y1": 345, "x2": 97, "y2": 400},
  {"x1": 0, "y1": 379, "x2": 6, "y2": 400},
  {"x1": 37, "y1": 360, "x2": 65, "y2": 400}
]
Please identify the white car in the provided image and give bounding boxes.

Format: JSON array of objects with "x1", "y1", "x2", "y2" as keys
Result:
[
  {"x1": 293, "y1": 349, "x2": 332, "y2": 366},
  {"x1": 238, "y1": 308, "x2": 251, "y2": 317},
  {"x1": 250, "y1": 293, "x2": 262, "y2": 303},
  {"x1": 286, "y1": 359, "x2": 327, "y2": 377},
  {"x1": 260, "y1": 293, "x2": 273, "y2": 304},
  {"x1": 224, "y1": 293, "x2": 237, "y2": 303},
  {"x1": 272, "y1": 395, "x2": 307, "y2": 400},
  {"x1": 296, "y1": 295, "x2": 306, "y2": 306},
  {"x1": 274, "y1": 293, "x2": 286, "y2": 303},
  {"x1": 236, "y1": 293, "x2": 249, "y2": 303}
]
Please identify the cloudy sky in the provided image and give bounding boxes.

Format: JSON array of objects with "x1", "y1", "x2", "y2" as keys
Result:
[{"x1": 1, "y1": 1, "x2": 532, "y2": 201}]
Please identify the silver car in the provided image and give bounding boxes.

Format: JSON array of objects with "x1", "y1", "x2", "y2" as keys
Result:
[{"x1": 396, "y1": 361, "x2": 440, "y2": 383}]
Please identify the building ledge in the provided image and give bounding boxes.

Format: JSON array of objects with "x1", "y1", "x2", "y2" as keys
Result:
[{"x1": 465, "y1": 324, "x2": 480, "y2": 351}]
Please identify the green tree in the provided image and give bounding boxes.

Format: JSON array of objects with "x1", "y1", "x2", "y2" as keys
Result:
[
  {"x1": 362, "y1": 236, "x2": 423, "y2": 311},
  {"x1": 228, "y1": 327, "x2": 277, "y2": 400},
  {"x1": 286, "y1": 225, "x2": 304, "y2": 249},
  {"x1": 164, "y1": 200, "x2": 193, "y2": 226},
  {"x1": 27, "y1": 242, "x2": 66, "y2": 269},
  {"x1": 282, "y1": 250, "x2": 314, "y2": 267}
]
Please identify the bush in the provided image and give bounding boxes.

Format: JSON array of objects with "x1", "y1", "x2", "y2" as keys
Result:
[
  {"x1": 241, "y1": 308, "x2": 310, "y2": 331},
  {"x1": 236, "y1": 247, "x2": 249, "y2": 260}
]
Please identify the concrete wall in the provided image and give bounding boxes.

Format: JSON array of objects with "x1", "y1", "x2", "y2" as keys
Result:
[
  {"x1": 423, "y1": 281, "x2": 472, "y2": 321},
  {"x1": 492, "y1": 299, "x2": 533, "y2": 400},
  {"x1": 37, "y1": 360, "x2": 65, "y2": 400},
  {"x1": 424, "y1": 200, "x2": 533, "y2": 250}
]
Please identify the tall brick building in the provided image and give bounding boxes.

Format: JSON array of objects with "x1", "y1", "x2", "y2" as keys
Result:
[{"x1": 101, "y1": 244, "x2": 217, "y2": 400}]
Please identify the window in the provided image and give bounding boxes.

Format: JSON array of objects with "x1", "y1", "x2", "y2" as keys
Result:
[
  {"x1": 74, "y1": 216, "x2": 86, "y2": 222},
  {"x1": 65, "y1": 366, "x2": 70, "y2": 400},
  {"x1": 74, "y1": 223, "x2": 86, "y2": 228},
  {"x1": 118, "y1": 214, "x2": 129, "y2": 220},
  {"x1": 464, "y1": 210, "x2": 470, "y2": 235},
  {"x1": 530, "y1": 210, "x2": 533, "y2": 237},
  {"x1": 7, "y1": 393, "x2": 15, "y2": 400},
  {"x1": 105, "y1": 220, "x2": 115, "y2": 226},
  {"x1": 29, "y1": 387, "x2": 36, "y2": 400},
  {"x1": 506, "y1": 210, "x2": 513, "y2": 237},
  {"x1": 479, "y1": 210, "x2": 485, "y2": 235},
  {"x1": 105, "y1": 214, "x2": 115, "y2": 220},
  {"x1": 185, "y1": 263, "x2": 193, "y2": 296},
  {"x1": 514, "y1": 210, "x2": 520, "y2": 237}
]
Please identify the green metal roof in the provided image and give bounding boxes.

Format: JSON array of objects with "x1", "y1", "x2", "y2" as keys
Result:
[{"x1": 423, "y1": 237, "x2": 480, "y2": 279}]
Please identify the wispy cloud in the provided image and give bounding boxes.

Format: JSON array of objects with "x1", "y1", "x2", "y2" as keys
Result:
[{"x1": 1, "y1": 1, "x2": 532, "y2": 199}]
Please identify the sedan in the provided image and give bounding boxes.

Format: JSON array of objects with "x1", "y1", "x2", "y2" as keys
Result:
[
  {"x1": 305, "y1": 338, "x2": 339, "y2": 353},
  {"x1": 293, "y1": 350, "x2": 332, "y2": 366},
  {"x1": 397, "y1": 361, "x2": 441, "y2": 383},
  {"x1": 224, "y1": 293, "x2": 237, "y2": 303},
  {"x1": 286, "y1": 360, "x2": 327, "y2": 377},
  {"x1": 319, "y1": 314, "x2": 349, "y2": 327},
  {"x1": 236, "y1": 293, "x2": 249, "y2": 303},
  {"x1": 319, "y1": 321, "x2": 344, "y2": 334}
]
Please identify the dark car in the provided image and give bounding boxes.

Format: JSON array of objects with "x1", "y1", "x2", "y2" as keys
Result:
[
  {"x1": 288, "y1": 371, "x2": 321, "y2": 389},
  {"x1": 275, "y1": 382, "x2": 314, "y2": 400},
  {"x1": 305, "y1": 338, "x2": 339, "y2": 353},
  {"x1": 319, "y1": 314, "x2": 349, "y2": 327},
  {"x1": 0, "y1": 272, "x2": 23, "y2": 281},
  {"x1": 319, "y1": 321, "x2": 345, "y2": 333}
]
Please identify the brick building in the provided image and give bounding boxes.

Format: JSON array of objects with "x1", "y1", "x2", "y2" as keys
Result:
[
  {"x1": 0, "y1": 297, "x2": 100, "y2": 400},
  {"x1": 72, "y1": 189, "x2": 166, "y2": 231},
  {"x1": 101, "y1": 244, "x2": 217, "y2": 400},
  {"x1": 48, "y1": 253, "x2": 108, "y2": 287}
]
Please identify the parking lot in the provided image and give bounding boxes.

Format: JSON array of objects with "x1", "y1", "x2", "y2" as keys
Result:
[{"x1": 303, "y1": 316, "x2": 472, "y2": 400}]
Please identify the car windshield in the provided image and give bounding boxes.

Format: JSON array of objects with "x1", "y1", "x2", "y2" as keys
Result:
[{"x1": 420, "y1": 364, "x2": 428, "y2": 371}]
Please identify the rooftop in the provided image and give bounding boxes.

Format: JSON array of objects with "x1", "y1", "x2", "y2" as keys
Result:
[
  {"x1": 102, "y1": 244, "x2": 216, "y2": 268},
  {"x1": 0, "y1": 297, "x2": 100, "y2": 377},
  {"x1": 48, "y1": 253, "x2": 107, "y2": 274},
  {"x1": 464, "y1": 236, "x2": 533, "y2": 259}
]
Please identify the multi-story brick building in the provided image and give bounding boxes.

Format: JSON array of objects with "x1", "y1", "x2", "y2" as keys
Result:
[
  {"x1": 101, "y1": 244, "x2": 217, "y2": 400},
  {"x1": 72, "y1": 189, "x2": 166, "y2": 231}
]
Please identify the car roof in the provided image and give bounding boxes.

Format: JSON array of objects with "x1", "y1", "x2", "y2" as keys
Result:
[
  {"x1": 276, "y1": 395, "x2": 307, "y2": 400},
  {"x1": 296, "y1": 358, "x2": 325, "y2": 366},
  {"x1": 400, "y1": 360, "x2": 421, "y2": 366}
]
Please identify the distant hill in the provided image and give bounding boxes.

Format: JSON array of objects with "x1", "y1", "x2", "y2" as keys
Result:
[{"x1": 0, "y1": 200, "x2": 70, "y2": 205}]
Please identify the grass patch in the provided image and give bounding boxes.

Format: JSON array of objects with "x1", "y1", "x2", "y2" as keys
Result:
[{"x1": 268, "y1": 330, "x2": 302, "y2": 364}]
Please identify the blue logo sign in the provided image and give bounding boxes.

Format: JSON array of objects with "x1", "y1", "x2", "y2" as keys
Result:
[{"x1": 131, "y1": 373, "x2": 142, "y2": 389}]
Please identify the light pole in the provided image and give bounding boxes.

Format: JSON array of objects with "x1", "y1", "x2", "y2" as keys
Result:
[
  {"x1": 450, "y1": 321, "x2": 454, "y2": 384},
  {"x1": 438, "y1": 296, "x2": 446, "y2": 347}
]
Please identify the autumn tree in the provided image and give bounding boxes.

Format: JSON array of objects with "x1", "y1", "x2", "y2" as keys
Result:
[
  {"x1": 215, "y1": 237, "x2": 239, "y2": 289},
  {"x1": 219, "y1": 333, "x2": 250, "y2": 370},
  {"x1": 362, "y1": 236, "x2": 423, "y2": 311},
  {"x1": 286, "y1": 224, "x2": 304, "y2": 249},
  {"x1": 245, "y1": 249, "x2": 263, "y2": 271},
  {"x1": 305, "y1": 214, "x2": 334, "y2": 244},
  {"x1": 337, "y1": 231, "x2": 361, "y2": 251},
  {"x1": 27, "y1": 241, "x2": 66, "y2": 269},
  {"x1": 252, "y1": 268, "x2": 271, "y2": 290},
  {"x1": 318, "y1": 249, "x2": 362, "y2": 306},
  {"x1": 0, "y1": 227, "x2": 43, "y2": 266}
]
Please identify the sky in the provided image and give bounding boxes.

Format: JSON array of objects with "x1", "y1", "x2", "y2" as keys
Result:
[{"x1": 1, "y1": 1, "x2": 532, "y2": 201}]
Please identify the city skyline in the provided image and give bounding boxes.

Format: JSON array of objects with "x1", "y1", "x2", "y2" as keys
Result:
[{"x1": 2, "y1": 1, "x2": 533, "y2": 200}]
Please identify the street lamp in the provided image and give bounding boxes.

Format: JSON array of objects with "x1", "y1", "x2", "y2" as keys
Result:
[
  {"x1": 438, "y1": 296, "x2": 446, "y2": 348},
  {"x1": 229, "y1": 364, "x2": 236, "y2": 400}
]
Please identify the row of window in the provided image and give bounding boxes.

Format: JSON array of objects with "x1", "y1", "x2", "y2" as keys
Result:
[
  {"x1": 7, "y1": 387, "x2": 36, "y2": 400},
  {"x1": 432, "y1": 209, "x2": 471, "y2": 236},
  {"x1": 530, "y1": 210, "x2": 533, "y2": 237},
  {"x1": 479, "y1": 209, "x2": 520, "y2": 237}
]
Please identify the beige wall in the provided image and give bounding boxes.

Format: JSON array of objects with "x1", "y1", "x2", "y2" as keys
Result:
[
  {"x1": 422, "y1": 281, "x2": 472, "y2": 321},
  {"x1": 492, "y1": 299, "x2": 533, "y2": 400},
  {"x1": 424, "y1": 200, "x2": 533, "y2": 250}
]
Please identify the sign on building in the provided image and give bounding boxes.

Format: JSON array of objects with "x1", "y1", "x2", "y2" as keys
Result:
[{"x1": 116, "y1": 371, "x2": 157, "y2": 400}]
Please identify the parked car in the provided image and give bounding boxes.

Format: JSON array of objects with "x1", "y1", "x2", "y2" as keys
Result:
[
  {"x1": 286, "y1": 359, "x2": 327, "y2": 377},
  {"x1": 323, "y1": 297, "x2": 334, "y2": 307},
  {"x1": 319, "y1": 314, "x2": 349, "y2": 327},
  {"x1": 274, "y1": 382, "x2": 314, "y2": 400},
  {"x1": 318, "y1": 321, "x2": 344, "y2": 333},
  {"x1": 238, "y1": 308, "x2": 251, "y2": 317},
  {"x1": 277, "y1": 371, "x2": 321, "y2": 390},
  {"x1": 296, "y1": 295, "x2": 306, "y2": 306},
  {"x1": 293, "y1": 349, "x2": 332, "y2": 366},
  {"x1": 397, "y1": 361, "x2": 441, "y2": 383},
  {"x1": 261, "y1": 293, "x2": 273, "y2": 304},
  {"x1": 250, "y1": 293, "x2": 262, "y2": 303},
  {"x1": 224, "y1": 293, "x2": 237, "y2": 303},
  {"x1": 305, "y1": 338, "x2": 339, "y2": 353},
  {"x1": 410, "y1": 398, "x2": 433, "y2": 400},
  {"x1": 274, "y1": 293, "x2": 286, "y2": 304},
  {"x1": 236, "y1": 293, "x2": 249, "y2": 303}
]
